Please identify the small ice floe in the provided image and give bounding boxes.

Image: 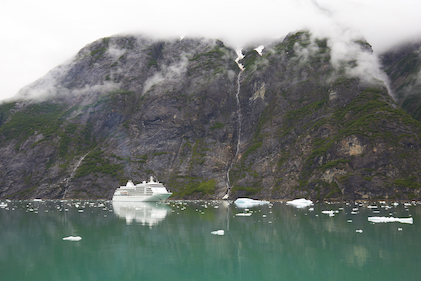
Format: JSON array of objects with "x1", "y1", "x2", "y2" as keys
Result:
[
  {"x1": 286, "y1": 198, "x2": 313, "y2": 209},
  {"x1": 211, "y1": 230, "x2": 225, "y2": 236},
  {"x1": 368, "y1": 217, "x2": 413, "y2": 224},
  {"x1": 322, "y1": 210, "x2": 338, "y2": 217},
  {"x1": 398, "y1": 228, "x2": 403, "y2": 231},
  {"x1": 308, "y1": 207, "x2": 314, "y2": 212},
  {"x1": 63, "y1": 236, "x2": 82, "y2": 241},
  {"x1": 367, "y1": 205, "x2": 378, "y2": 209},
  {"x1": 236, "y1": 212, "x2": 252, "y2": 217},
  {"x1": 234, "y1": 198, "x2": 269, "y2": 208},
  {"x1": 0, "y1": 202, "x2": 7, "y2": 208},
  {"x1": 356, "y1": 229, "x2": 363, "y2": 233},
  {"x1": 347, "y1": 219, "x2": 353, "y2": 223},
  {"x1": 33, "y1": 198, "x2": 43, "y2": 202}
]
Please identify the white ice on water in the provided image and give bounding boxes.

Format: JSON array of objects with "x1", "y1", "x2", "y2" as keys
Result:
[
  {"x1": 286, "y1": 198, "x2": 313, "y2": 208},
  {"x1": 234, "y1": 198, "x2": 269, "y2": 208},
  {"x1": 235, "y1": 212, "x2": 252, "y2": 217},
  {"x1": 63, "y1": 236, "x2": 82, "y2": 241},
  {"x1": 368, "y1": 217, "x2": 413, "y2": 224},
  {"x1": 322, "y1": 210, "x2": 338, "y2": 217},
  {"x1": 211, "y1": 230, "x2": 225, "y2": 235}
]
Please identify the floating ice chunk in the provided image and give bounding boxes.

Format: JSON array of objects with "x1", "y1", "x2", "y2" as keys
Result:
[
  {"x1": 211, "y1": 230, "x2": 225, "y2": 235},
  {"x1": 367, "y1": 205, "x2": 378, "y2": 209},
  {"x1": 236, "y1": 212, "x2": 252, "y2": 217},
  {"x1": 322, "y1": 210, "x2": 338, "y2": 217},
  {"x1": 0, "y1": 202, "x2": 7, "y2": 208},
  {"x1": 63, "y1": 236, "x2": 82, "y2": 241},
  {"x1": 398, "y1": 228, "x2": 403, "y2": 231},
  {"x1": 234, "y1": 198, "x2": 269, "y2": 208},
  {"x1": 368, "y1": 217, "x2": 413, "y2": 224},
  {"x1": 356, "y1": 229, "x2": 363, "y2": 233},
  {"x1": 308, "y1": 207, "x2": 314, "y2": 212},
  {"x1": 347, "y1": 219, "x2": 353, "y2": 223},
  {"x1": 286, "y1": 198, "x2": 313, "y2": 209}
]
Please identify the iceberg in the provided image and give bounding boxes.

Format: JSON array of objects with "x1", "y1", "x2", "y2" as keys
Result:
[
  {"x1": 234, "y1": 198, "x2": 269, "y2": 208},
  {"x1": 286, "y1": 198, "x2": 313, "y2": 208},
  {"x1": 368, "y1": 216, "x2": 413, "y2": 224},
  {"x1": 321, "y1": 210, "x2": 338, "y2": 217},
  {"x1": 63, "y1": 236, "x2": 82, "y2": 241},
  {"x1": 211, "y1": 230, "x2": 225, "y2": 235}
]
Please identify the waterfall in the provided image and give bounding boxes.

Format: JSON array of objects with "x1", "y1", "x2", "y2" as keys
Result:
[
  {"x1": 223, "y1": 49, "x2": 244, "y2": 199},
  {"x1": 63, "y1": 151, "x2": 90, "y2": 198}
]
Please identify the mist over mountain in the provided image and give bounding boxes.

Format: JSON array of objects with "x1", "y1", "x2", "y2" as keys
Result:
[
  {"x1": 381, "y1": 42, "x2": 421, "y2": 121},
  {"x1": 1, "y1": 31, "x2": 421, "y2": 200}
]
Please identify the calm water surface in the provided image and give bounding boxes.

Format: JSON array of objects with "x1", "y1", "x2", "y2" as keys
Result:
[{"x1": 0, "y1": 200, "x2": 420, "y2": 280}]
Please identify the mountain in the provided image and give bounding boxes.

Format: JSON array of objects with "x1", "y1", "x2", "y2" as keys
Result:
[
  {"x1": 381, "y1": 42, "x2": 421, "y2": 121},
  {"x1": 1, "y1": 31, "x2": 421, "y2": 200}
]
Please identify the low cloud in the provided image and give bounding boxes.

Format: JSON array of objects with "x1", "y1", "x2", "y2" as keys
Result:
[
  {"x1": 142, "y1": 55, "x2": 189, "y2": 95},
  {"x1": 14, "y1": 60, "x2": 120, "y2": 105},
  {"x1": 3, "y1": 0, "x2": 421, "y2": 101},
  {"x1": 320, "y1": 27, "x2": 391, "y2": 88}
]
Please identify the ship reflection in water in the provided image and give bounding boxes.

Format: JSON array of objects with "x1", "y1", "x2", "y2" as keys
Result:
[{"x1": 112, "y1": 201, "x2": 171, "y2": 226}]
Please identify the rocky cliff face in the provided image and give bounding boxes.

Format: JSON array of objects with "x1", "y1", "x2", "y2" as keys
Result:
[
  {"x1": 1, "y1": 31, "x2": 421, "y2": 200},
  {"x1": 381, "y1": 42, "x2": 421, "y2": 121}
]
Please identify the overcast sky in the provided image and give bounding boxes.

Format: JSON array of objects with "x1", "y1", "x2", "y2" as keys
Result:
[{"x1": 1, "y1": 0, "x2": 421, "y2": 101}]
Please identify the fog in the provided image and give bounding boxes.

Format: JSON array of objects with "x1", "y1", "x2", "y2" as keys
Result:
[{"x1": 1, "y1": 0, "x2": 421, "y2": 101}]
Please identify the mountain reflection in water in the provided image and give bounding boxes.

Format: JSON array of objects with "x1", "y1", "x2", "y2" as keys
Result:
[{"x1": 1, "y1": 200, "x2": 420, "y2": 280}]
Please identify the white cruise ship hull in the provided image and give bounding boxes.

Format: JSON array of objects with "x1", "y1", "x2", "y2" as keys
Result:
[{"x1": 112, "y1": 193, "x2": 172, "y2": 202}]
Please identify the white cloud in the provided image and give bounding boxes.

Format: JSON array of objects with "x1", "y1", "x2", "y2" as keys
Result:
[{"x1": 1, "y1": 0, "x2": 421, "y2": 101}]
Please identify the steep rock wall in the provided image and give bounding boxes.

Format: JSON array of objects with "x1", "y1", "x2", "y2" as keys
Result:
[{"x1": 1, "y1": 32, "x2": 421, "y2": 200}]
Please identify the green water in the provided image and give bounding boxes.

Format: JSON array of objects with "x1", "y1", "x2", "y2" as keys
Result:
[{"x1": 0, "y1": 200, "x2": 420, "y2": 280}]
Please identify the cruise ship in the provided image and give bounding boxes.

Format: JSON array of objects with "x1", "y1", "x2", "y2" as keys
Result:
[{"x1": 112, "y1": 176, "x2": 172, "y2": 202}]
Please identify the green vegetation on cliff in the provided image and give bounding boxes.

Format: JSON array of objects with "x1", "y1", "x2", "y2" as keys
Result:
[{"x1": 1, "y1": 32, "x2": 421, "y2": 200}]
